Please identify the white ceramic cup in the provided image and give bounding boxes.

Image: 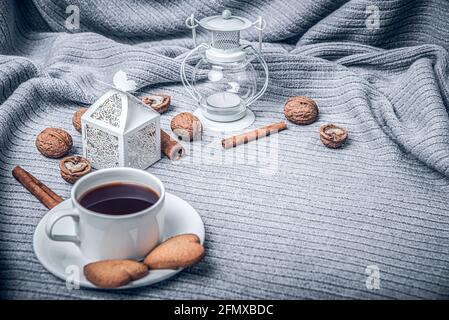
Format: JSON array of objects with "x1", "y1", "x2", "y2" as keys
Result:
[{"x1": 45, "y1": 168, "x2": 165, "y2": 261}]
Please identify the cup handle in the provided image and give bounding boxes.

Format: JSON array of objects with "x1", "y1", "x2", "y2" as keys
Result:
[{"x1": 45, "y1": 206, "x2": 80, "y2": 244}]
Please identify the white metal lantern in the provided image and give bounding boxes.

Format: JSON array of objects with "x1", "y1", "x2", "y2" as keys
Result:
[
  {"x1": 181, "y1": 9, "x2": 268, "y2": 132},
  {"x1": 81, "y1": 72, "x2": 161, "y2": 170}
]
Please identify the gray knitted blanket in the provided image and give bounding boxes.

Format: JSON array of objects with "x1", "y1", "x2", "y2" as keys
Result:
[{"x1": 1, "y1": 0, "x2": 449, "y2": 299}]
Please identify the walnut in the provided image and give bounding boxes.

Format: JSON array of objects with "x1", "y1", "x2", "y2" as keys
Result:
[
  {"x1": 72, "y1": 108, "x2": 88, "y2": 133},
  {"x1": 59, "y1": 156, "x2": 91, "y2": 184},
  {"x1": 170, "y1": 112, "x2": 202, "y2": 141},
  {"x1": 284, "y1": 96, "x2": 318, "y2": 125},
  {"x1": 142, "y1": 94, "x2": 171, "y2": 114},
  {"x1": 35, "y1": 128, "x2": 73, "y2": 158},
  {"x1": 319, "y1": 124, "x2": 348, "y2": 149}
]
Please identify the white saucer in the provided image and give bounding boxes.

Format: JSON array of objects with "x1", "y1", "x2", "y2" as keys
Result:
[{"x1": 33, "y1": 192, "x2": 205, "y2": 289}]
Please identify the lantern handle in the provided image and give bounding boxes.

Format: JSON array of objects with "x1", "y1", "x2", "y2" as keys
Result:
[
  {"x1": 180, "y1": 43, "x2": 210, "y2": 103},
  {"x1": 243, "y1": 44, "x2": 269, "y2": 107},
  {"x1": 252, "y1": 16, "x2": 266, "y2": 53},
  {"x1": 185, "y1": 14, "x2": 200, "y2": 47}
]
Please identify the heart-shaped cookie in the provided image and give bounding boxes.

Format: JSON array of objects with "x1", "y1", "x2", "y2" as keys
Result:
[
  {"x1": 84, "y1": 259, "x2": 148, "y2": 288},
  {"x1": 144, "y1": 233, "x2": 204, "y2": 269}
]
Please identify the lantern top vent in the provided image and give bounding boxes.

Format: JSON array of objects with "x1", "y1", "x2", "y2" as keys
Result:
[{"x1": 198, "y1": 10, "x2": 252, "y2": 32}]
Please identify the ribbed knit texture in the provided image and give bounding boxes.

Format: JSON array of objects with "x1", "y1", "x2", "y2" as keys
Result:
[{"x1": 1, "y1": 0, "x2": 449, "y2": 299}]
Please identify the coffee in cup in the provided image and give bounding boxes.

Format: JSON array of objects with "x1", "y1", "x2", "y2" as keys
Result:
[{"x1": 79, "y1": 182, "x2": 160, "y2": 216}]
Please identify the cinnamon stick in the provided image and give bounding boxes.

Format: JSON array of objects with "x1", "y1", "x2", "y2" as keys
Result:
[
  {"x1": 221, "y1": 121, "x2": 287, "y2": 149},
  {"x1": 12, "y1": 166, "x2": 63, "y2": 209},
  {"x1": 161, "y1": 129, "x2": 185, "y2": 161}
]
